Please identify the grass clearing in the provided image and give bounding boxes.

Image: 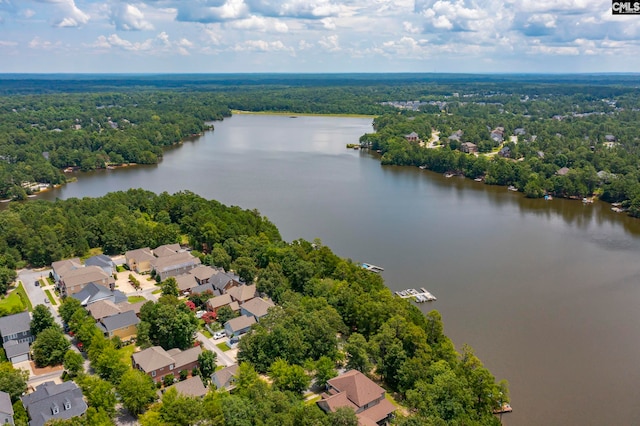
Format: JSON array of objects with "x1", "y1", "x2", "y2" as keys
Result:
[
  {"x1": 44, "y1": 289, "x2": 57, "y2": 305},
  {"x1": 152, "y1": 289, "x2": 162, "y2": 295},
  {"x1": 81, "y1": 248, "x2": 103, "y2": 261},
  {"x1": 127, "y1": 296, "x2": 147, "y2": 303},
  {"x1": 202, "y1": 329, "x2": 212, "y2": 338},
  {"x1": 117, "y1": 344, "x2": 137, "y2": 364},
  {"x1": 216, "y1": 342, "x2": 231, "y2": 352},
  {"x1": 305, "y1": 395, "x2": 321, "y2": 405},
  {"x1": 0, "y1": 282, "x2": 31, "y2": 313},
  {"x1": 47, "y1": 276, "x2": 55, "y2": 286}
]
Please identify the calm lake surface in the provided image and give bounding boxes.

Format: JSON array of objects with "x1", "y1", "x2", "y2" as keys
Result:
[{"x1": 38, "y1": 114, "x2": 640, "y2": 425}]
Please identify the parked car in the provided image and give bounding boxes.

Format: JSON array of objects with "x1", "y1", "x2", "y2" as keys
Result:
[
  {"x1": 44, "y1": 298, "x2": 50, "y2": 304},
  {"x1": 34, "y1": 280, "x2": 40, "y2": 287},
  {"x1": 213, "y1": 331, "x2": 226, "y2": 340}
]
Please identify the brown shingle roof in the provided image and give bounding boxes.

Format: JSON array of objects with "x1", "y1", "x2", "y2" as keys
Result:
[
  {"x1": 206, "y1": 294, "x2": 233, "y2": 310},
  {"x1": 132, "y1": 346, "x2": 174, "y2": 372},
  {"x1": 241, "y1": 297, "x2": 274, "y2": 319},
  {"x1": 153, "y1": 244, "x2": 181, "y2": 258},
  {"x1": 164, "y1": 376, "x2": 208, "y2": 398},
  {"x1": 151, "y1": 252, "x2": 201, "y2": 273},
  {"x1": 225, "y1": 315, "x2": 256, "y2": 333},
  {"x1": 87, "y1": 300, "x2": 121, "y2": 320},
  {"x1": 62, "y1": 266, "x2": 109, "y2": 289},
  {"x1": 171, "y1": 346, "x2": 202, "y2": 367},
  {"x1": 52, "y1": 258, "x2": 82, "y2": 277},
  {"x1": 190, "y1": 265, "x2": 217, "y2": 282},
  {"x1": 227, "y1": 284, "x2": 256, "y2": 303},
  {"x1": 125, "y1": 248, "x2": 154, "y2": 263},
  {"x1": 175, "y1": 274, "x2": 198, "y2": 292},
  {"x1": 327, "y1": 370, "x2": 384, "y2": 408}
]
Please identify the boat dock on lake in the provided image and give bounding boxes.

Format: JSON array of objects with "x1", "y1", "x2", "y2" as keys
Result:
[
  {"x1": 395, "y1": 287, "x2": 437, "y2": 302},
  {"x1": 361, "y1": 263, "x2": 384, "y2": 273}
]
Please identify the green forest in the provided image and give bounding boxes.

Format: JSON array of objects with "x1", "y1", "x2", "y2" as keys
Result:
[{"x1": 0, "y1": 190, "x2": 507, "y2": 425}]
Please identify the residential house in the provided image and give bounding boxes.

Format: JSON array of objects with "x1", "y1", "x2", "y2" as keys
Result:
[
  {"x1": 190, "y1": 283, "x2": 216, "y2": 296},
  {"x1": 132, "y1": 346, "x2": 202, "y2": 383},
  {"x1": 490, "y1": 127, "x2": 504, "y2": 143},
  {"x1": 498, "y1": 146, "x2": 511, "y2": 158},
  {"x1": 58, "y1": 266, "x2": 112, "y2": 297},
  {"x1": 51, "y1": 258, "x2": 82, "y2": 283},
  {"x1": 0, "y1": 391, "x2": 13, "y2": 425},
  {"x1": 153, "y1": 243, "x2": 181, "y2": 258},
  {"x1": 97, "y1": 310, "x2": 139, "y2": 342},
  {"x1": 317, "y1": 370, "x2": 395, "y2": 426},
  {"x1": 0, "y1": 311, "x2": 33, "y2": 347},
  {"x1": 159, "y1": 376, "x2": 208, "y2": 398},
  {"x1": 87, "y1": 300, "x2": 145, "y2": 321},
  {"x1": 223, "y1": 315, "x2": 256, "y2": 338},
  {"x1": 4, "y1": 340, "x2": 31, "y2": 364},
  {"x1": 21, "y1": 381, "x2": 87, "y2": 426},
  {"x1": 227, "y1": 284, "x2": 256, "y2": 306},
  {"x1": 514, "y1": 128, "x2": 526, "y2": 136},
  {"x1": 211, "y1": 364, "x2": 238, "y2": 391},
  {"x1": 190, "y1": 265, "x2": 218, "y2": 285},
  {"x1": 175, "y1": 274, "x2": 199, "y2": 295},
  {"x1": 84, "y1": 254, "x2": 115, "y2": 276},
  {"x1": 240, "y1": 297, "x2": 274, "y2": 322},
  {"x1": 205, "y1": 294, "x2": 239, "y2": 315},
  {"x1": 605, "y1": 134, "x2": 616, "y2": 143},
  {"x1": 125, "y1": 248, "x2": 155, "y2": 273},
  {"x1": 404, "y1": 132, "x2": 419, "y2": 142},
  {"x1": 556, "y1": 167, "x2": 570, "y2": 176},
  {"x1": 460, "y1": 142, "x2": 478, "y2": 154},
  {"x1": 448, "y1": 130, "x2": 463, "y2": 142},
  {"x1": 71, "y1": 282, "x2": 126, "y2": 306},
  {"x1": 151, "y1": 252, "x2": 201, "y2": 281},
  {"x1": 210, "y1": 271, "x2": 241, "y2": 295}
]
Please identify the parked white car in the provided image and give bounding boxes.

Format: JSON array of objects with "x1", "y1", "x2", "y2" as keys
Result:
[{"x1": 213, "y1": 331, "x2": 226, "y2": 340}]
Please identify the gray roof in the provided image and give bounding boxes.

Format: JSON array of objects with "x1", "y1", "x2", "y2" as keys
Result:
[
  {"x1": 241, "y1": 297, "x2": 274, "y2": 319},
  {"x1": 71, "y1": 283, "x2": 126, "y2": 306},
  {"x1": 162, "y1": 376, "x2": 208, "y2": 398},
  {"x1": 211, "y1": 364, "x2": 238, "y2": 390},
  {"x1": 3, "y1": 340, "x2": 30, "y2": 359},
  {"x1": 84, "y1": 254, "x2": 114, "y2": 269},
  {"x1": 151, "y1": 252, "x2": 200, "y2": 274},
  {"x1": 210, "y1": 272, "x2": 240, "y2": 292},
  {"x1": 227, "y1": 284, "x2": 256, "y2": 303},
  {"x1": 0, "y1": 311, "x2": 31, "y2": 338},
  {"x1": 99, "y1": 310, "x2": 139, "y2": 332},
  {"x1": 21, "y1": 381, "x2": 87, "y2": 426},
  {"x1": 224, "y1": 315, "x2": 256, "y2": 333},
  {"x1": 51, "y1": 258, "x2": 82, "y2": 278},
  {"x1": 190, "y1": 265, "x2": 217, "y2": 282},
  {"x1": 175, "y1": 274, "x2": 198, "y2": 292},
  {"x1": 0, "y1": 391, "x2": 12, "y2": 416},
  {"x1": 153, "y1": 244, "x2": 181, "y2": 257},
  {"x1": 61, "y1": 266, "x2": 109, "y2": 290},
  {"x1": 191, "y1": 283, "x2": 216, "y2": 295}
]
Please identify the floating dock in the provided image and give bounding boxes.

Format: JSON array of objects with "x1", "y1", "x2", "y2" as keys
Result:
[
  {"x1": 361, "y1": 263, "x2": 384, "y2": 273},
  {"x1": 395, "y1": 287, "x2": 436, "y2": 302}
]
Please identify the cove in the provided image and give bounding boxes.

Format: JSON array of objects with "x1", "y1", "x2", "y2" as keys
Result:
[{"x1": 37, "y1": 114, "x2": 640, "y2": 426}]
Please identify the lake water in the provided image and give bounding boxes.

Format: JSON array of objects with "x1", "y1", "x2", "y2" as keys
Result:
[{"x1": 38, "y1": 114, "x2": 640, "y2": 425}]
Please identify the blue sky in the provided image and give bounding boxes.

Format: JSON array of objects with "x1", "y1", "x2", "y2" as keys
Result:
[{"x1": 0, "y1": 0, "x2": 638, "y2": 73}]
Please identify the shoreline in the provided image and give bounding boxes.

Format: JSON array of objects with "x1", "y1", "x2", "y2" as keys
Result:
[{"x1": 231, "y1": 109, "x2": 376, "y2": 119}]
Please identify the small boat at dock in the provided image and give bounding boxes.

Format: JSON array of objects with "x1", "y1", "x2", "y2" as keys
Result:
[
  {"x1": 361, "y1": 263, "x2": 384, "y2": 273},
  {"x1": 395, "y1": 288, "x2": 436, "y2": 302}
]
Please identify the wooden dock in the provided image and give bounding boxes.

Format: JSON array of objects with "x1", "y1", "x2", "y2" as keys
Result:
[
  {"x1": 395, "y1": 287, "x2": 436, "y2": 302},
  {"x1": 361, "y1": 263, "x2": 384, "y2": 273}
]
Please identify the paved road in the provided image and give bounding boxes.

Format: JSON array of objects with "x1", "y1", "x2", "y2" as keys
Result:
[
  {"x1": 16, "y1": 268, "x2": 63, "y2": 326},
  {"x1": 195, "y1": 332, "x2": 235, "y2": 367}
]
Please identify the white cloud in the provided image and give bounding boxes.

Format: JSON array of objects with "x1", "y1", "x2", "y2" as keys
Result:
[
  {"x1": 21, "y1": 8, "x2": 35, "y2": 18},
  {"x1": 403, "y1": 21, "x2": 420, "y2": 33},
  {"x1": 177, "y1": 0, "x2": 249, "y2": 23},
  {"x1": 34, "y1": 0, "x2": 90, "y2": 27},
  {"x1": 0, "y1": 40, "x2": 18, "y2": 46},
  {"x1": 318, "y1": 34, "x2": 340, "y2": 51},
  {"x1": 110, "y1": 3, "x2": 154, "y2": 31},
  {"x1": 234, "y1": 39, "x2": 293, "y2": 52},
  {"x1": 227, "y1": 15, "x2": 289, "y2": 32},
  {"x1": 88, "y1": 31, "x2": 191, "y2": 55},
  {"x1": 28, "y1": 36, "x2": 61, "y2": 49}
]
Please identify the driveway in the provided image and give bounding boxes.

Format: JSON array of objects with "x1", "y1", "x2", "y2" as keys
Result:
[
  {"x1": 16, "y1": 268, "x2": 63, "y2": 326},
  {"x1": 196, "y1": 332, "x2": 236, "y2": 367}
]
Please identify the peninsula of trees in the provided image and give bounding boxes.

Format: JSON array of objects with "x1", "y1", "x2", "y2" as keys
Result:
[{"x1": 0, "y1": 190, "x2": 508, "y2": 425}]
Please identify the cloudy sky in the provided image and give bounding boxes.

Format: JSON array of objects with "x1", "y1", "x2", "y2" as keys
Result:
[{"x1": 0, "y1": 0, "x2": 638, "y2": 73}]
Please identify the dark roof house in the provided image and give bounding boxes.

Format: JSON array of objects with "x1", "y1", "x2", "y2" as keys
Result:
[
  {"x1": 21, "y1": 381, "x2": 87, "y2": 426},
  {"x1": 240, "y1": 297, "x2": 274, "y2": 321},
  {"x1": 84, "y1": 254, "x2": 115, "y2": 276},
  {"x1": 3, "y1": 340, "x2": 30, "y2": 364},
  {"x1": 71, "y1": 283, "x2": 126, "y2": 306},
  {"x1": 223, "y1": 315, "x2": 256, "y2": 337},
  {"x1": 0, "y1": 311, "x2": 33, "y2": 345},
  {"x1": 211, "y1": 364, "x2": 238, "y2": 391}
]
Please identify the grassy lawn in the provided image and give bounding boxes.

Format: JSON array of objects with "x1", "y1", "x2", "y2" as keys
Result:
[
  {"x1": 116, "y1": 265, "x2": 126, "y2": 273},
  {"x1": 44, "y1": 289, "x2": 57, "y2": 305},
  {"x1": 127, "y1": 296, "x2": 147, "y2": 303},
  {"x1": 117, "y1": 344, "x2": 137, "y2": 364},
  {"x1": 80, "y1": 248, "x2": 103, "y2": 261},
  {"x1": 304, "y1": 395, "x2": 322, "y2": 405},
  {"x1": 202, "y1": 329, "x2": 212, "y2": 338},
  {"x1": 152, "y1": 289, "x2": 161, "y2": 295},
  {"x1": 0, "y1": 282, "x2": 31, "y2": 312},
  {"x1": 216, "y1": 342, "x2": 231, "y2": 352},
  {"x1": 47, "y1": 276, "x2": 55, "y2": 286}
]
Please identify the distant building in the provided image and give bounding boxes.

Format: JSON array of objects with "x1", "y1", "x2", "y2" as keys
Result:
[
  {"x1": 0, "y1": 391, "x2": 14, "y2": 425},
  {"x1": 460, "y1": 142, "x2": 478, "y2": 154},
  {"x1": 404, "y1": 132, "x2": 419, "y2": 142},
  {"x1": 556, "y1": 167, "x2": 570, "y2": 176}
]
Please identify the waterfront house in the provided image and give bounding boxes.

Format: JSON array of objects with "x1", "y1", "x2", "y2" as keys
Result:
[
  {"x1": 0, "y1": 391, "x2": 13, "y2": 425},
  {"x1": 317, "y1": 370, "x2": 395, "y2": 426},
  {"x1": 211, "y1": 364, "x2": 238, "y2": 391},
  {"x1": 21, "y1": 381, "x2": 87, "y2": 426},
  {"x1": 125, "y1": 248, "x2": 155, "y2": 273},
  {"x1": 404, "y1": 132, "x2": 419, "y2": 142},
  {"x1": 132, "y1": 346, "x2": 202, "y2": 383},
  {"x1": 460, "y1": 142, "x2": 478, "y2": 154},
  {"x1": 240, "y1": 297, "x2": 274, "y2": 322},
  {"x1": 223, "y1": 315, "x2": 256, "y2": 338}
]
